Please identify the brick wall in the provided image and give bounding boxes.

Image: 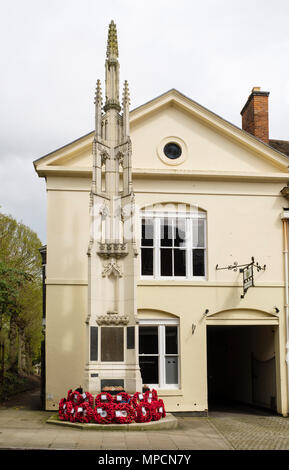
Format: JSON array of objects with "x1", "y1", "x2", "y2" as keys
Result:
[{"x1": 240, "y1": 88, "x2": 269, "y2": 144}]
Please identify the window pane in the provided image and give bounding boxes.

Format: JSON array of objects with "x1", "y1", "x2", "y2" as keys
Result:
[
  {"x1": 139, "y1": 356, "x2": 159, "y2": 384},
  {"x1": 161, "y1": 249, "x2": 172, "y2": 276},
  {"x1": 174, "y1": 218, "x2": 186, "y2": 247},
  {"x1": 139, "y1": 326, "x2": 158, "y2": 354},
  {"x1": 141, "y1": 218, "x2": 154, "y2": 246},
  {"x1": 165, "y1": 326, "x2": 178, "y2": 354},
  {"x1": 90, "y1": 326, "x2": 98, "y2": 361},
  {"x1": 174, "y1": 249, "x2": 186, "y2": 276},
  {"x1": 161, "y1": 218, "x2": 173, "y2": 247},
  {"x1": 141, "y1": 248, "x2": 153, "y2": 275},
  {"x1": 193, "y1": 249, "x2": 205, "y2": 276},
  {"x1": 127, "y1": 326, "x2": 135, "y2": 349},
  {"x1": 192, "y1": 219, "x2": 205, "y2": 247},
  {"x1": 165, "y1": 357, "x2": 178, "y2": 384}
]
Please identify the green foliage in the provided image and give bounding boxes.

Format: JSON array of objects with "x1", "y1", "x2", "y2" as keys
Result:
[
  {"x1": 0, "y1": 212, "x2": 42, "y2": 278},
  {"x1": 0, "y1": 371, "x2": 31, "y2": 401},
  {"x1": 0, "y1": 211, "x2": 43, "y2": 392},
  {"x1": 0, "y1": 262, "x2": 29, "y2": 315}
]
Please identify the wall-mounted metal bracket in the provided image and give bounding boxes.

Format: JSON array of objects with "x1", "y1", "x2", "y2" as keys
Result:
[{"x1": 216, "y1": 257, "x2": 266, "y2": 298}]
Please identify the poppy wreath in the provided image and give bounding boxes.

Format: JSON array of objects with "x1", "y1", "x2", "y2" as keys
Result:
[
  {"x1": 58, "y1": 398, "x2": 68, "y2": 421},
  {"x1": 60, "y1": 400, "x2": 75, "y2": 421},
  {"x1": 95, "y1": 392, "x2": 114, "y2": 407},
  {"x1": 158, "y1": 399, "x2": 166, "y2": 418},
  {"x1": 66, "y1": 389, "x2": 73, "y2": 401},
  {"x1": 69, "y1": 390, "x2": 84, "y2": 406},
  {"x1": 113, "y1": 392, "x2": 131, "y2": 404},
  {"x1": 131, "y1": 392, "x2": 146, "y2": 409},
  {"x1": 113, "y1": 403, "x2": 136, "y2": 424},
  {"x1": 134, "y1": 402, "x2": 152, "y2": 423},
  {"x1": 80, "y1": 391, "x2": 94, "y2": 407},
  {"x1": 149, "y1": 400, "x2": 164, "y2": 421},
  {"x1": 74, "y1": 402, "x2": 94, "y2": 423},
  {"x1": 63, "y1": 401, "x2": 76, "y2": 422},
  {"x1": 144, "y1": 389, "x2": 158, "y2": 403},
  {"x1": 94, "y1": 402, "x2": 115, "y2": 424}
]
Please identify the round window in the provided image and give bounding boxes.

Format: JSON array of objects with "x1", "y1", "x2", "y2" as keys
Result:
[{"x1": 163, "y1": 142, "x2": 182, "y2": 160}]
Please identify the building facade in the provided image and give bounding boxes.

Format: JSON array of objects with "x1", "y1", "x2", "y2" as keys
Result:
[{"x1": 34, "y1": 22, "x2": 289, "y2": 415}]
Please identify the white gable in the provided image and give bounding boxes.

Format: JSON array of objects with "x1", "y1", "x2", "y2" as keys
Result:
[
  {"x1": 131, "y1": 103, "x2": 285, "y2": 174},
  {"x1": 34, "y1": 89, "x2": 289, "y2": 178}
]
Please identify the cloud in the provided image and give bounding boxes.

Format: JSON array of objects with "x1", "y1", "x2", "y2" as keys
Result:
[{"x1": 1, "y1": 0, "x2": 289, "y2": 242}]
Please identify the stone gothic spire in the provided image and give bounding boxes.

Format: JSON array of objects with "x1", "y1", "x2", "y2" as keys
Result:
[
  {"x1": 106, "y1": 20, "x2": 118, "y2": 60},
  {"x1": 94, "y1": 79, "x2": 102, "y2": 139},
  {"x1": 104, "y1": 20, "x2": 121, "y2": 113},
  {"x1": 86, "y1": 21, "x2": 142, "y2": 397},
  {"x1": 122, "y1": 80, "x2": 130, "y2": 139}
]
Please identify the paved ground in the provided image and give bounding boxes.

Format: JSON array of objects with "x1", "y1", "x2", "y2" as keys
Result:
[
  {"x1": 209, "y1": 405, "x2": 289, "y2": 450},
  {"x1": 0, "y1": 386, "x2": 289, "y2": 450}
]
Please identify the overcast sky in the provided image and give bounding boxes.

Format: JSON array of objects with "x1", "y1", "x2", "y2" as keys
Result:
[{"x1": 1, "y1": 0, "x2": 289, "y2": 243}]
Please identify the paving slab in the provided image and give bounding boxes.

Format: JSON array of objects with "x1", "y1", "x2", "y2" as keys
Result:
[
  {"x1": 208, "y1": 411, "x2": 289, "y2": 450},
  {"x1": 5, "y1": 386, "x2": 288, "y2": 450}
]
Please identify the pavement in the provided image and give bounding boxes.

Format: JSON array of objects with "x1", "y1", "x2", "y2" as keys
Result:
[{"x1": 0, "y1": 385, "x2": 289, "y2": 450}]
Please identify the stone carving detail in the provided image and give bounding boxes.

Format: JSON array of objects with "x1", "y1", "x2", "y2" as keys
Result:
[
  {"x1": 102, "y1": 259, "x2": 123, "y2": 277},
  {"x1": 120, "y1": 205, "x2": 132, "y2": 221},
  {"x1": 101, "y1": 151, "x2": 109, "y2": 165},
  {"x1": 96, "y1": 314, "x2": 129, "y2": 325},
  {"x1": 98, "y1": 242, "x2": 128, "y2": 259},
  {"x1": 99, "y1": 203, "x2": 109, "y2": 218},
  {"x1": 116, "y1": 151, "x2": 124, "y2": 167}
]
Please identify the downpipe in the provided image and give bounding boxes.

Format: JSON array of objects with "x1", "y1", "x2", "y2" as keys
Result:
[{"x1": 282, "y1": 214, "x2": 289, "y2": 416}]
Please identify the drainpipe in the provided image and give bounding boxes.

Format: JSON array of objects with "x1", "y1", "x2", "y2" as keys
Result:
[
  {"x1": 281, "y1": 210, "x2": 289, "y2": 414},
  {"x1": 39, "y1": 245, "x2": 47, "y2": 410}
]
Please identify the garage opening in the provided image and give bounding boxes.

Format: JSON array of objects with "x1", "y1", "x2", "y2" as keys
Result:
[{"x1": 207, "y1": 325, "x2": 277, "y2": 411}]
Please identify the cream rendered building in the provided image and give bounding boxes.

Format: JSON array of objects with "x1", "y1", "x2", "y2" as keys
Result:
[{"x1": 34, "y1": 22, "x2": 289, "y2": 415}]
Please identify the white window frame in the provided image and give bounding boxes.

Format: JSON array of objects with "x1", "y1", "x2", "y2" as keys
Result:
[
  {"x1": 138, "y1": 318, "x2": 180, "y2": 390},
  {"x1": 140, "y1": 211, "x2": 207, "y2": 280}
]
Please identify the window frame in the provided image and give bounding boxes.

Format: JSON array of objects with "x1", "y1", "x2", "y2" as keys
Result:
[
  {"x1": 138, "y1": 318, "x2": 180, "y2": 390},
  {"x1": 140, "y1": 210, "x2": 207, "y2": 280}
]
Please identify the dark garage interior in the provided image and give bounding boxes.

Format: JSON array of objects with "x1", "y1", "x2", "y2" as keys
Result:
[{"x1": 207, "y1": 325, "x2": 277, "y2": 411}]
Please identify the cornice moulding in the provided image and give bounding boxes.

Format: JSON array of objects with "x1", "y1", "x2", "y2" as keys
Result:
[{"x1": 36, "y1": 165, "x2": 289, "y2": 182}]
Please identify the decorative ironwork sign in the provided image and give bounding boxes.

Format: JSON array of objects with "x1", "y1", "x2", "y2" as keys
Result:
[{"x1": 216, "y1": 257, "x2": 266, "y2": 298}]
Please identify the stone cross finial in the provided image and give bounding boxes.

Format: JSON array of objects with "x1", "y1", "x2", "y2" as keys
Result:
[{"x1": 106, "y1": 20, "x2": 118, "y2": 60}]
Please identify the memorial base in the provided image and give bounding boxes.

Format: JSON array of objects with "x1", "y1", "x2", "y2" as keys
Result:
[{"x1": 47, "y1": 413, "x2": 178, "y2": 431}]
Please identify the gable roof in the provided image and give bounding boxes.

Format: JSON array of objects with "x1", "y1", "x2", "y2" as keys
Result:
[
  {"x1": 269, "y1": 139, "x2": 289, "y2": 157},
  {"x1": 33, "y1": 88, "x2": 289, "y2": 177}
]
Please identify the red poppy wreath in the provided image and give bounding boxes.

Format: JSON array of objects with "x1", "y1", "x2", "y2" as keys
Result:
[
  {"x1": 113, "y1": 403, "x2": 136, "y2": 424},
  {"x1": 113, "y1": 392, "x2": 131, "y2": 404},
  {"x1": 95, "y1": 392, "x2": 114, "y2": 407},
  {"x1": 74, "y1": 402, "x2": 94, "y2": 423},
  {"x1": 94, "y1": 402, "x2": 115, "y2": 424},
  {"x1": 134, "y1": 402, "x2": 152, "y2": 423},
  {"x1": 149, "y1": 400, "x2": 164, "y2": 421},
  {"x1": 131, "y1": 391, "x2": 146, "y2": 409}
]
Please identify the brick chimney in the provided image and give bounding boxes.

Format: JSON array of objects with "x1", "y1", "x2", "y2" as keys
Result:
[{"x1": 240, "y1": 87, "x2": 270, "y2": 144}]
